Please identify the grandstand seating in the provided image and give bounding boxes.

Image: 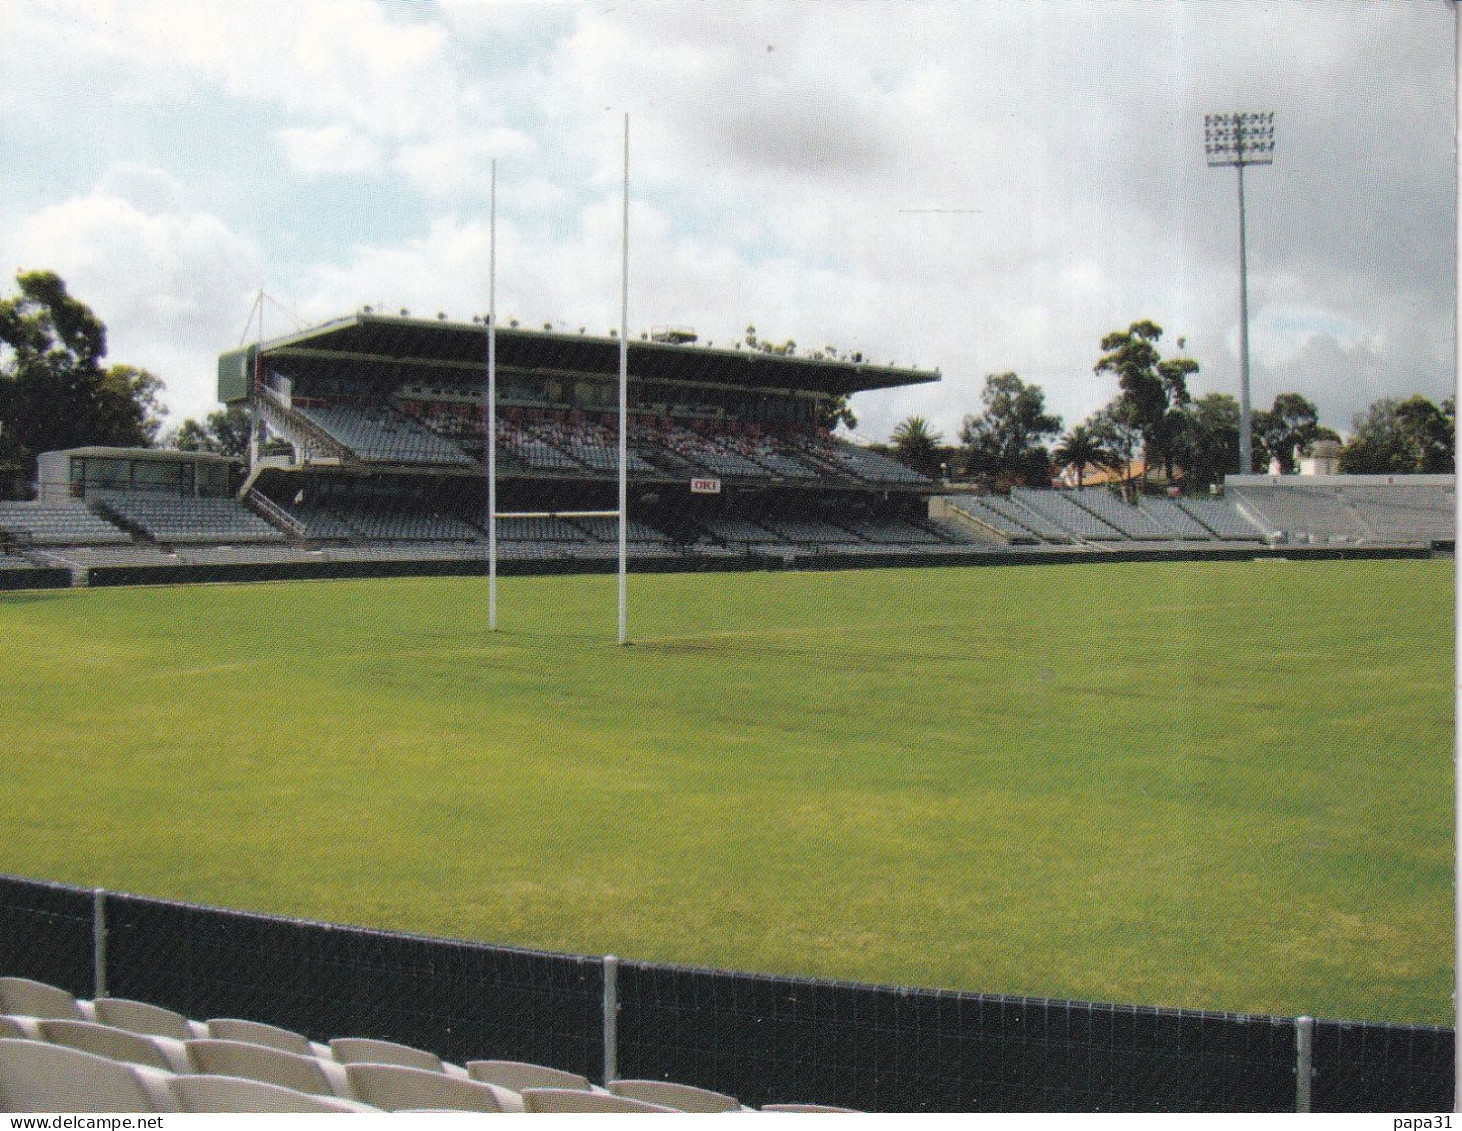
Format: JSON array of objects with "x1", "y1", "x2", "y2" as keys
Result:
[
  {"x1": 1338, "y1": 483, "x2": 1454, "y2": 542},
  {"x1": 986, "y1": 495, "x2": 1076, "y2": 543},
  {"x1": 329, "y1": 503, "x2": 481, "y2": 543},
  {"x1": 796, "y1": 434, "x2": 932, "y2": 486},
  {"x1": 1229, "y1": 484, "x2": 1365, "y2": 542},
  {"x1": 943, "y1": 496, "x2": 1041, "y2": 544},
  {"x1": 295, "y1": 403, "x2": 475, "y2": 467},
  {"x1": 1138, "y1": 497, "x2": 1217, "y2": 540},
  {"x1": 1072, "y1": 489, "x2": 1172, "y2": 540},
  {"x1": 1174, "y1": 497, "x2": 1268, "y2": 540},
  {"x1": 0, "y1": 976, "x2": 854, "y2": 1113},
  {"x1": 1011, "y1": 488, "x2": 1123, "y2": 541},
  {"x1": 93, "y1": 493, "x2": 285, "y2": 545},
  {"x1": 0, "y1": 503, "x2": 130, "y2": 546}
]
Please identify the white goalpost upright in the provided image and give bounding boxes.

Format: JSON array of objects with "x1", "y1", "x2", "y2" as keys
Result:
[{"x1": 486, "y1": 117, "x2": 632, "y2": 645}]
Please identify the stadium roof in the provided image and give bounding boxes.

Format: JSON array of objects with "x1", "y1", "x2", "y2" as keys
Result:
[{"x1": 251, "y1": 313, "x2": 939, "y2": 397}]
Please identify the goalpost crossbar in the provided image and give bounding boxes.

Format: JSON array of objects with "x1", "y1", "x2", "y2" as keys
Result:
[{"x1": 494, "y1": 510, "x2": 622, "y2": 520}]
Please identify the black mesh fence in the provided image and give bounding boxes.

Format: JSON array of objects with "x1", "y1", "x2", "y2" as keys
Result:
[
  {"x1": 0, "y1": 876, "x2": 93, "y2": 998},
  {"x1": 616, "y1": 963, "x2": 1298, "y2": 1112},
  {"x1": 1313, "y1": 1019, "x2": 1455, "y2": 1112},
  {"x1": 103, "y1": 892, "x2": 603, "y2": 1078},
  {"x1": 0, "y1": 875, "x2": 1454, "y2": 1111}
]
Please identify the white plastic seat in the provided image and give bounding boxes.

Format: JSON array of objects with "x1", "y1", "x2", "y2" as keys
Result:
[
  {"x1": 37, "y1": 1019, "x2": 190, "y2": 1074},
  {"x1": 0, "y1": 978, "x2": 86, "y2": 1021},
  {"x1": 205, "y1": 1017, "x2": 317, "y2": 1056},
  {"x1": 609, "y1": 1078, "x2": 744, "y2": 1112},
  {"x1": 343, "y1": 1061, "x2": 512, "y2": 1112},
  {"x1": 330, "y1": 1035, "x2": 450, "y2": 1074},
  {"x1": 169, "y1": 1074, "x2": 379, "y2": 1113},
  {"x1": 0, "y1": 1038, "x2": 177, "y2": 1112},
  {"x1": 521, "y1": 1086, "x2": 676, "y2": 1113},
  {"x1": 762, "y1": 1103, "x2": 862, "y2": 1112},
  {"x1": 0, "y1": 1017, "x2": 37, "y2": 1040},
  {"x1": 185, "y1": 1038, "x2": 349, "y2": 1098},
  {"x1": 94, "y1": 998, "x2": 203, "y2": 1041},
  {"x1": 467, "y1": 1058, "x2": 594, "y2": 1093}
]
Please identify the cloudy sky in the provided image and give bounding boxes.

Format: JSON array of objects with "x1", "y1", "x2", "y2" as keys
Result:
[{"x1": 0, "y1": 0, "x2": 1454, "y2": 441}]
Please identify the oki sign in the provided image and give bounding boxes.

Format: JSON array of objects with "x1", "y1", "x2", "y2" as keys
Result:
[{"x1": 690, "y1": 477, "x2": 722, "y2": 495}]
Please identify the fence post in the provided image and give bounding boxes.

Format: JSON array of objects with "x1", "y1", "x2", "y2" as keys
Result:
[
  {"x1": 1295, "y1": 1015, "x2": 1314, "y2": 1113},
  {"x1": 92, "y1": 890, "x2": 107, "y2": 1000},
  {"x1": 603, "y1": 955, "x2": 619, "y2": 1085}
]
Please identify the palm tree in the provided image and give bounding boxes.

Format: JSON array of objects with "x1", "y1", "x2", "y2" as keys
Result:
[
  {"x1": 1053, "y1": 424, "x2": 1105, "y2": 489},
  {"x1": 890, "y1": 415, "x2": 944, "y2": 476}
]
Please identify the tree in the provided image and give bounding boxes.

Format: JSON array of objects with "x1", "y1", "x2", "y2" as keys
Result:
[
  {"x1": 959, "y1": 372, "x2": 1062, "y2": 488},
  {"x1": 824, "y1": 394, "x2": 858, "y2": 431},
  {"x1": 169, "y1": 405, "x2": 252, "y2": 458},
  {"x1": 889, "y1": 415, "x2": 944, "y2": 476},
  {"x1": 1339, "y1": 395, "x2": 1455, "y2": 474},
  {"x1": 1052, "y1": 424, "x2": 1105, "y2": 488},
  {"x1": 1085, "y1": 402, "x2": 1144, "y2": 500},
  {"x1": 1182, "y1": 393, "x2": 1242, "y2": 491},
  {"x1": 1251, "y1": 393, "x2": 1338, "y2": 473},
  {"x1": 0, "y1": 270, "x2": 166, "y2": 495},
  {"x1": 1094, "y1": 320, "x2": 1199, "y2": 481}
]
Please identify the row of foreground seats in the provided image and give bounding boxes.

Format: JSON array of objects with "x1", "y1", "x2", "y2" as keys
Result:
[{"x1": 0, "y1": 977, "x2": 853, "y2": 1113}]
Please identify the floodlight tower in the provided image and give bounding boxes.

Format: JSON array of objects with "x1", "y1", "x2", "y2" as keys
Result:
[{"x1": 1204, "y1": 111, "x2": 1275, "y2": 475}]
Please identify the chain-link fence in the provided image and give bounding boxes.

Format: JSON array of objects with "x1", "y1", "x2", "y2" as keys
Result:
[{"x1": 0, "y1": 874, "x2": 1451, "y2": 1111}]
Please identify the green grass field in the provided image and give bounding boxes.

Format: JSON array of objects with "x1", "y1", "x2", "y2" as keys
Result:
[{"x1": 0, "y1": 559, "x2": 1452, "y2": 1023}]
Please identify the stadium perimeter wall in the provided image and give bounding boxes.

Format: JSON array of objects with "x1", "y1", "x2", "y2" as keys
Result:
[
  {"x1": 14, "y1": 541, "x2": 1442, "y2": 592},
  {"x1": 0, "y1": 874, "x2": 1450, "y2": 1112}
]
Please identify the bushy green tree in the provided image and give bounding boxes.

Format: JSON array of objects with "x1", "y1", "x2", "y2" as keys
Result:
[
  {"x1": 1181, "y1": 393, "x2": 1242, "y2": 490},
  {"x1": 1085, "y1": 402, "x2": 1144, "y2": 500},
  {"x1": 1094, "y1": 321, "x2": 1199, "y2": 481},
  {"x1": 1339, "y1": 395, "x2": 1454, "y2": 474},
  {"x1": 169, "y1": 405, "x2": 252, "y2": 458},
  {"x1": 1252, "y1": 393, "x2": 1339, "y2": 473},
  {"x1": 1052, "y1": 424, "x2": 1106, "y2": 488},
  {"x1": 889, "y1": 415, "x2": 944, "y2": 476},
  {"x1": 0, "y1": 270, "x2": 165, "y2": 495},
  {"x1": 959, "y1": 372, "x2": 1062, "y2": 488}
]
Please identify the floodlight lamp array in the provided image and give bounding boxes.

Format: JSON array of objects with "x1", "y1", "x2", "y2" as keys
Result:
[{"x1": 1204, "y1": 112, "x2": 1276, "y2": 167}]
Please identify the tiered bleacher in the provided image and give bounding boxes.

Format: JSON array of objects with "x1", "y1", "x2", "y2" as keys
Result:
[
  {"x1": 0, "y1": 976, "x2": 852, "y2": 1113},
  {"x1": 0, "y1": 503, "x2": 129, "y2": 546},
  {"x1": 1175, "y1": 496, "x2": 1269, "y2": 541},
  {"x1": 93, "y1": 494, "x2": 285, "y2": 545},
  {"x1": 293, "y1": 402, "x2": 475, "y2": 467},
  {"x1": 1227, "y1": 475, "x2": 1455, "y2": 546},
  {"x1": 1138, "y1": 497, "x2": 1218, "y2": 540},
  {"x1": 1011, "y1": 487, "x2": 1123, "y2": 541},
  {"x1": 1072, "y1": 488, "x2": 1172, "y2": 540}
]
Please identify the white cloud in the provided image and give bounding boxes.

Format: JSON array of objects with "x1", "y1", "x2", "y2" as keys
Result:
[
  {"x1": 1, "y1": 167, "x2": 263, "y2": 422},
  {"x1": 0, "y1": 0, "x2": 1450, "y2": 442},
  {"x1": 275, "y1": 124, "x2": 384, "y2": 176},
  {"x1": 395, "y1": 129, "x2": 537, "y2": 200}
]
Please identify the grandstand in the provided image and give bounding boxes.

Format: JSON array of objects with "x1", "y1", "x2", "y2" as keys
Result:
[
  {"x1": 0, "y1": 314, "x2": 1448, "y2": 589},
  {"x1": 219, "y1": 312, "x2": 948, "y2": 562}
]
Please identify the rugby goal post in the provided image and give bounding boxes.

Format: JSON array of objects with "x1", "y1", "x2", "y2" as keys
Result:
[{"x1": 486, "y1": 116, "x2": 632, "y2": 645}]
